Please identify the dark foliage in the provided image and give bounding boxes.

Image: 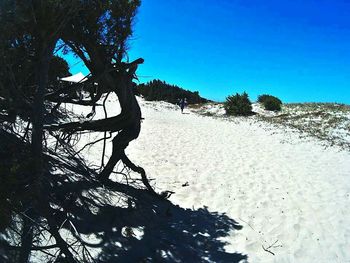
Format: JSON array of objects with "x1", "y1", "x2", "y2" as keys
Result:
[
  {"x1": 257, "y1": 94, "x2": 282, "y2": 111},
  {"x1": 224, "y1": 92, "x2": 253, "y2": 116},
  {"x1": 0, "y1": 131, "x2": 37, "y2": 231},
  {"x1": 257, "y1": 94, "x2": 282, "y2": 104},
  {"x1": 263, "y1": 97, "x2": 282, "y2": 111},
  {"x1": 49, "y1": 55, "x2": 71, "y2": 83},
  {"x1": 137, "y1": 79, "x2": 208, "y2": 104}
]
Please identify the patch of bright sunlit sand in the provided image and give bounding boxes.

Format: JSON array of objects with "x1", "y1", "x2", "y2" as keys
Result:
[
  {"x1": 57, "y1": 96, "x2": 350, "y2": 262},
  {"x1": 125, "y1": 98, "x2": 350, "y2": 263}
]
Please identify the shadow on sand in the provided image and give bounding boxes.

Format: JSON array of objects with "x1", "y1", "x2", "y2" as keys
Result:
[{"x1": 59, "y1": 181, "x2": 248, "y2": 262}]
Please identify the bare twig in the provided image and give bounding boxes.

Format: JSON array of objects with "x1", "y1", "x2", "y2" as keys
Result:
[
  {"x1": 262, "y1": 245, "x2": 275, "y2": 256},
  {"x1": 101, "y1": 92, "x2": 111, "y2": 168},
  {"x1": 262, "y1": 240, "x2": 281, "y2": 256}
]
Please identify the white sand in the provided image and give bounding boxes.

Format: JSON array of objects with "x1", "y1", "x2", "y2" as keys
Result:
[
  {"x1": 59, "y1": 96, "x2": 350, "y2": 262},
  {"x1": 121, "y1": 99, "x2": 350, "y2": 263}
]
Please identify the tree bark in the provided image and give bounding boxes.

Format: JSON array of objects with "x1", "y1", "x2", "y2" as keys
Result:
[
  {"x1": 19, "y1": 215, "x2": 33, "y2": 263},
  {"x1": 30, "y1": 40, "x2": 76, "y2": 262},
  {"x1": 19, "y1": 41, "x2": 54, "y2": 263},
  {"x1": 31, "y1": 42, "x2": 53, "y2": 186}
]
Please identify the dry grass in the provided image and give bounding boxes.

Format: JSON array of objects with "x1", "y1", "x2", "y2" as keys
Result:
[
  {"x1": 258, "y1": 103, "x2": 350, "y2": 150},
  {"x1": 190, "y1": 102, "x2": 350, "y2": 151}
]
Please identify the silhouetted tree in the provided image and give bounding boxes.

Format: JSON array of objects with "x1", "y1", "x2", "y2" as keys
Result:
[
  {"x1": 0, "y1": 1, "x2": 81, "y2": 261},
  {"x1": 0, "y1": 2, "x2": 244, "y2": 262},
  {"x1": 0, "y1": 1, "x2": 159, "y2": 262}
]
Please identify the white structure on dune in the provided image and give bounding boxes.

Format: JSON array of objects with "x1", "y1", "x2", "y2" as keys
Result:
[
  {"x1": 60, "y1": 72, "x2": 87, "y2": 83},
  {"x1": 59, "y1": 72, "x2": 88, "y2": 100}
]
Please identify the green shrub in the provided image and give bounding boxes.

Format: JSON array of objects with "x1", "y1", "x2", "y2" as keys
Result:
[
  {"x1": 258, "y1": 94, "x2": 282, "y2": 111},
  {"x1": 224, "y1": 92, "x2": 252, "y2": 116},
  {"x1": 263, "y1": 97, "x2": 282, "y2": 111},
  {"x1": 258, "y1": 94, "x2": 282, "y2": 104}
]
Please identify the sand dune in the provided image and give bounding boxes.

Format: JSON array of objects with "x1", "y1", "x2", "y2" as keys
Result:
[
  {"x1": 60, "y1": 96, "x2": 350, "y2": 262},
  {"x1": 123, "y1": 99, "x2": 350, "y2": 263}
]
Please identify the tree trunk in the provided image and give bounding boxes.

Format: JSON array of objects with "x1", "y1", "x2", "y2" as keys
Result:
[
  {"x1": 97, "y1": 67, "x2": 142, "y2": 180},
  {"x1": 31, "y1": 42, "x2": 53, "y2": 186},
  {"x1": 19, "y1": 215, "x2": 33, "y2": 263},
  {"x1": 18, "y1": 42, "x2": 54, "y2": 263}
]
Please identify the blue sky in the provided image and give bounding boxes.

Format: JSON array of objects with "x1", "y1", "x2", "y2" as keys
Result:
[{"x1": 64, "y1": 0, "x2": 350, "y2": 103}]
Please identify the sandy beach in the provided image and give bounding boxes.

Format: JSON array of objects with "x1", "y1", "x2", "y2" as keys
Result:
[{"x1": 119, "y1": 99, "x2": 350, "y2": 263}]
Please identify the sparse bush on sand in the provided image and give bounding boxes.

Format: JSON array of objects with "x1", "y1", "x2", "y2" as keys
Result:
[
  {"x1": 258, "y1": 94, "x2": 282, "y2": 111},
  {"x1": 224, "y1": 92, "x2": 252, "y2": 116},
  {"x1": 263, "y1": 97, "x2": 282, "y2": 111}
]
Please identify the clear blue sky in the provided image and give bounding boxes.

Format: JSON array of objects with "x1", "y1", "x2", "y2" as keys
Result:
[{"x1": 65, "y1": 0, "x2": 350, "y2": 103}]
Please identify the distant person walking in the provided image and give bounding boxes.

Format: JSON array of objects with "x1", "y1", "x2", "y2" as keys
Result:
[{"x1": 179, "y1": 98, "x2": 188, "y2": 113}]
